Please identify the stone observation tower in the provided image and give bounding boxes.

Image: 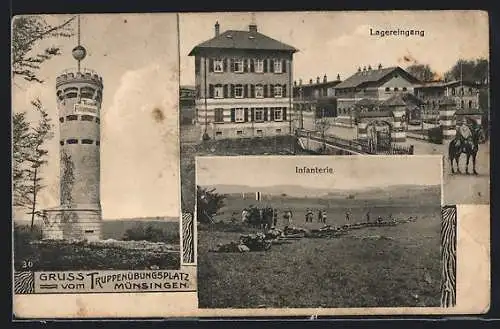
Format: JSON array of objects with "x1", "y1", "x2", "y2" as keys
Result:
[{"x1": 42, "y1": 16, "x2": 104, "y2": 240}]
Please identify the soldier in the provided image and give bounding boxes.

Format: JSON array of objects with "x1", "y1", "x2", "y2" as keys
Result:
[{"x1": 456, "y1": 118, "x2": 473, "y2": 149}]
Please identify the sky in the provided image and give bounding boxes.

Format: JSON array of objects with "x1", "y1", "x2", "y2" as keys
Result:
[
  {"x1": 12, "y1": 14, "x2": 180, "y2": 220},
  {"x1": 179, "y1": 11, "x2": 489, "y2": 86},
  {"x1": 196, "y1": 155, "x2": 443, "y2": 191}
]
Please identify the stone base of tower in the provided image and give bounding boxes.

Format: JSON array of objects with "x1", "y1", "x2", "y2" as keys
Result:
[{"x1": 41, "y1": 207, "x2": 102, "y2": 241}]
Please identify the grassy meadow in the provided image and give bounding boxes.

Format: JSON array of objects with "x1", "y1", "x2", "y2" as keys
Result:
[
  {"x1": 198, "y1": 191, "x2": 442, "y2": 309},
  {"x1": 13, "y1": 218, "x2": 180, "y2": 271}
]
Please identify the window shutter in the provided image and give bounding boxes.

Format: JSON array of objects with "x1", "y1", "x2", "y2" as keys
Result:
[
  {"x1": 209, "y1": 58, "x2": 214, "y2": 72},
  {"x1": 263, "y1": 84, "x2": 268, "y2": 98},
  {"x1": 209, "y1": 84, "x2": 214, "y2": 98},
  {"x1": 270, "y1": 84, "x2": 274, "y2": 97},
  {"x1": 264, "y1": 108, "x2": 268, "y2": 121},
  {"x1": 223, "y1": 58, "x2": 228, "y2": 72},
  {"x1": 230, "y1": 58, "x2": 235, "y2": 72},
  {"x1": 242, "y1": 84, "x2": 247, "y2": 98},
  {"x1": 270, "y1": 108, "x2": 275, "y2": 121},
  {"x1": 230, "y1": 109, "x2": 236, "y2": 122},
  {"x1": 282, "y1": 59, "x2": 286, "y2": 73},
  {"x1": 250, "y1": 108, "x2": 254, "y2": 122},
  {"x1": 243, "y1": 59, "x2": 248, "y2": 73},
  {"x1": 244, "y1": 108, "x2": 249, "y2": 122},
  {"x1": 250, "y1": 85, "x2": 255, "y2": 98},
  {"x1": 270, "y1": 59, "x2": 274, "y2": 73},
  {"x1": 230, "y1": 84, "x2": 235, "y2": 98},
  {"x1": 223, "y1": 84, "x2": 228, "y2": 98},
  {"x1": 283, "y1": 84, "x2": 287, "y2": 97},
  {"x1": 250, "y1": 59, "x2": 254, "y2": 72},
  {"x1": 264, "y1": 59, "x2": 268, "y2": 73},
  {"x1": 283, "y1": 107, "x2": 287, "y2": 120}
]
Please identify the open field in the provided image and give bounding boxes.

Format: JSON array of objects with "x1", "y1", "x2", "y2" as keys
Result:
[{"x1": 198, "y1": 193, "x2": 441, "y2": 308}]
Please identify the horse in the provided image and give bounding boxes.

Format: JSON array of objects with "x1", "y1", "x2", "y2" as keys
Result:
[{"x1": 448, "y1": 123, "x2": 484, "y2": 175}]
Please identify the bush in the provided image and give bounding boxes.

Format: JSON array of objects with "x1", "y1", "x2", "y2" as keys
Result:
[
  {"x1": 122, "y1": 223, "x2": 173, "y2": 243},
  {"x1": 13, "y1": 224, "x2": 42, "y2": 271}
]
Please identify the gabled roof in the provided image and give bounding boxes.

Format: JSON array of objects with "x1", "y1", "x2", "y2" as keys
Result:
[
  {"x1": 188, "y1": 30, "x2": 298, "y2": 56},
  {"x1": 381, "y1": 93, "x2": 425, "y2": 107},
  {"x1": 414, "y1": 80, "x2": 480, "y2": 89},
  {"x1": 335, "y1": 66, "x2": 420, "y2": 89}
]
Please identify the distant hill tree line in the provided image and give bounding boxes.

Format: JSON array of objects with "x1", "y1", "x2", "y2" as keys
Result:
[{"x1": 405, "y1": 58, "x2": 489, "y2": 85}]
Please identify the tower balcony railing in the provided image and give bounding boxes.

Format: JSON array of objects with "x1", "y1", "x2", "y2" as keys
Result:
[{"x1": 56, "y1": 68, "x2": 103, "y2": 87}]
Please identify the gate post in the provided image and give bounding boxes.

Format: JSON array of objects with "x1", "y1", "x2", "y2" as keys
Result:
[
  {"x1": 389, "y1": 103, "x2": 407, "y2": 143},
  {"x1": 439, "y1": 97, "x2": 457, "y2": 140}
]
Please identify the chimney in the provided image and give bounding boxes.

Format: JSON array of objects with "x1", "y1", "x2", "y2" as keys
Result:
[
  {"x1": 316, "y1": 76, "x2": 320, "y2": 84},
  {"x1": 215, "y1": 21, "x2": 220, "y2": 37},
  {"x1": 378, "y1": 63, "x2": 382, "y2": 70},
  {"x1": 299, "y1": 79, "x2": 302, "y2": 86},
  {"x1": 368, "y1": 65, "x2": 372, "y2": 70},
  {"x1": 337, "y1": 73, "x2": 340, "y2": 81},
  {"x1": 309, "y1": 79, "x2": 313, "y2": 84},
  {"x1": 323, "y1": 74, "x2": 327, "y2": 83},
  {"x1": 363, "y1": 66, "x2": 367, "y2": 71},
  {"x1": 358, "y1": 67, "x2": 361, "y2": 72},
  {"x1": 294, "y1": 81, "x2": 297, "y2": 86}
]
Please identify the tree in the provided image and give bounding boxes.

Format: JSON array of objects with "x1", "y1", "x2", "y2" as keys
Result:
[
  {"x1": 406, "y1": 64, "x2": 437, "y2": 82},
  {"x1": 12, "y1": 99, "x2": 54, "y2": 229},
  {"x1": 12, "y1": 15, "x2": 75, "y2": 83},
  {"x1": 444, "y1": 58, "x2": 489, "y2": 84},
  {"x1": 196, "y1": 186, "x2": 226, "y2": 224},
  {"x1": 315, "y1": 114, "x2": 332, "y2": 153}
]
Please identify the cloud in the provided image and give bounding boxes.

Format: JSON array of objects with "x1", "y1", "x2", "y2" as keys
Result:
[{"x1": 101, "y1": 63, "x2": 180, "y2": 219}]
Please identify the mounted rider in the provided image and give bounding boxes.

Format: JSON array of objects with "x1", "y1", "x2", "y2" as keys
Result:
[{"x1": 455, "y1": 118, "x2": 473, "y2": 149}]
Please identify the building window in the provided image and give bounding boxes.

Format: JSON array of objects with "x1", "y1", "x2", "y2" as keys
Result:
[
  {"x1": 451, "y1": 88, "x2": 456, "y2": 96},
  {"x1": 255, "y1": 109, "x2": 264, "y2": 122},
  {"x1": 276, "y1": 129, "x2": 282, "y2": 134},
  {"x1": 233, "y1": 58, "x2": 244, "y2": 73},
  {"x1": 274, "y1": 60, "x2": 282, "y2": 73},
  {"x1": 235, "y1": 108, "x2": 245, "y2": 122},
  {"x1": 214, "y1": 108, "x2": 224, "y2": 123},
  {"x1": 66, "y1": 139, "x2": 78, "y2": 144},
  {"x1": 385, "y1": 87, "x2": 390, "y2": 92},
  {"x1": 59, "y1": 117, "x2": 64, "y2": 123},
  {"x1": 255, "y1": 59, "x2": 264, "y2": 73},
  {"x1": 402, "y1": 87, "x2": 407, "y2": 91},
  {"x1": 96, "y1": 117, "x2": 100, "y2": 123},
  {"x1": 255, "y1": 85, "x2": 264, "y2": 98},
  {"x1": 67, "y1": 115, "x2": 78, "y2": 121},
  {"x1": 96, "y1": 140, "x2": 100, "y2": 146},
  {"x1": 213, "y1": 59, "x2": 224, "y2": 72},
  {"x1": 59, "y1": 140, "x2": 64, "y2": 146},
  {"x1": 234, "y1": 85, "x2": 243, "y2": 98},
  {"x1": 274, "y1": 85, "x2": 283, "y2": 98},
  {"x1": 394, "y1": 87, "x2": 399, "y2": 92},
  {"x1": 81, "y1": 139, "x2": 94, "y2": 144},
  {"x1": 214, "y1": 85, "x2": 224, "y2": 98},
  {"x1": 216, "y1": 131, "x2": 222, "y2": 136},
  {"x1": 256, "y1": 129, "x2": 263, "y2": 136},
  {"x1": 468, "y1": 100, "x2": 473, "y2": 108},
  {"x1": 237, "y1": 130, "x2": 243, "y2": 135},
  {"x1": 274, "y1": 108, "x2": 283, "y2": 121},
  {"x1": 469, "y1": 87, "x2": 473, "y2": 95},
  {"x1": 81, "y1": 115, "x2": 94, "y2": 121}
]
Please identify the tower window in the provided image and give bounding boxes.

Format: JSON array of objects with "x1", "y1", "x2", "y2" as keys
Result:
[
  {"x1": 66, "y1": 139, "x2": 78, "y2": 144},
  {"x1": 59, "y1": 117, "x2": 64, "y2": 123},
  {"x1": 80, "y1": 87, "x2": 95, "y2": 99},
  {"x1": 64, "y1": 87, "x2": 78, "y2": 98},
  {"x1": 67, "y1": 115, "x2": 78, "y2": 121},
  {"x1": 59, "y1": 140, "x2": 64, "y2": 146},
  {"x1": 95, "y1": 117, "x2": 100, "y2": 123},
  {"x1": 96, "y1": 140, "x2": 100, "y2": 146},
  {"x1": 81, "y1": 115, "x2": 94, "y2": 121},
  {"x1": 81, "y1": 139, "x2": 94, "y2": 144}
]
